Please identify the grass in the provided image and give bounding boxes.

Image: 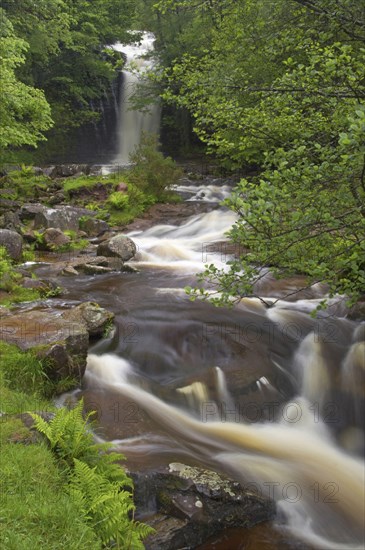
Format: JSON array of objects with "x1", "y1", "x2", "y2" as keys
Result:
[
  {"x1": 0, "y1": 421, "x2": 101, "y2": 549},
  {"x1": 0, "y1": 348, "x2": 102, "y2": 549}
]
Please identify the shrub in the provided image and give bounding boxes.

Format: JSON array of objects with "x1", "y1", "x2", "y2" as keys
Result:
[
  {"x1": 107, "y1": 191, "x2": 130, "y2": 210},
  {"x1": 128, "y1": 132, "x2": 182, "y2": 199}
]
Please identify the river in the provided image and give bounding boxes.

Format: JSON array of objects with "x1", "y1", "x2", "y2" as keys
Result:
[{"x1": 51, "y1": 176, "x2": 365, "y2": 550}]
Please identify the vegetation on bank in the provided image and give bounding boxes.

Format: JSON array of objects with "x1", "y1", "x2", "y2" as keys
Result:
[
  {"x1": 138, "y1": 0, "x2": 365, "y2": 307},
  {"x1": 0, "y1": 343, "x2": 154, "y2": 549}
]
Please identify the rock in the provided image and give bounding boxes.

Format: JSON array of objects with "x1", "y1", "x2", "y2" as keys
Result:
[
  {"x1": 80, "y1": 217, "x2": 110, "y2": 236},
  {"x1": 0, "y1": 198, "x2": 20, "y2": 213},
  {"x1": 62, "y1": 301, "x2": 114, "y2": 338},
  {"x1": 42, "y1": 166, "x2": 56, "y2": 178},
  {"x1": 0, "y1": 302, "x2": 114, "y2": 381},
  {"x1": 0, "y1": 211, "x2": 21, "y2": 231},
  {"x1": 0, "y1": 305, "x2": 11, "y2": 317},
  {"x1": 34, "y1": 207, "x2": 79, "y2": 232},
  {"x1": 78, "y1": 264, "x2": 113, "y2": 275},
  {"x1": 62, "y1": 266, "x2": 79, "y2": 276},
  {"x1": 347, "y1": 299, "x2": 365, "y2": 321},
  {"x1": 132, "y1": 464, "x2": 275, "y2": 550},
  {"x1": 0, "y1": 310, "x2": 89, "y2": 381},
  {"x1": 50, "y1": 164, "x2": 91, "y2": 178},
  {"x1": 48, "y1": 192, "x2": 66, "y2": 205},
  {"x1": 97, "y1": 234, "x2": 137, "y2": 261},
  {"x1": 0, "y1": 229, "x2": 23, "y2": 260},
  {"x1": 42, "y1": 227, "x2": 71, "y2": 250},
  {"x1": 22, "y1": 278, "x2": 58, "y2": 294},
  {"x1": 34, "y1": 205, "x2": 96, "y2": 232},
  {"x1": 20, "y1": 203, "x2": 46, "y2": 221},
  {"x1": 116, "y1": 182, "x2": 128, "y2": 193}
]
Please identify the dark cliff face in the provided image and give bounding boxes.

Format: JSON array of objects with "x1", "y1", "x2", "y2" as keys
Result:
[{"x1": 48, "y1": 73, "x2": 123, "y2": 165}]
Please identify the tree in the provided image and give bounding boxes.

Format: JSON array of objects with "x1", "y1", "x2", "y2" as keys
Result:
[
  {"x1": 2, "y1": 0, "x2": 136, "y2": 158},
  {"x1": 153, "y1": 0, "x2": 365, "y2": 306},
  {"x1": 0, "y1": 9, "x2": 53, "y2": 155}
]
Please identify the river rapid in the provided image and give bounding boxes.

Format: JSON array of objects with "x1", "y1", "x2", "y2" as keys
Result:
[{"x1": 49, "y1": 176, "x2": 365, "y2": 550}]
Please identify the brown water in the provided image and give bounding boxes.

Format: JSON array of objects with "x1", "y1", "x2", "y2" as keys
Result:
[{"x1": 46, "y1": 181, "x2": 364, "y2": 549}]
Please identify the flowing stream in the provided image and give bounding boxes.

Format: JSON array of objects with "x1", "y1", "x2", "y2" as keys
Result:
[{"x1": 53, "y1": 178, "x2": 365, "y2": 549}]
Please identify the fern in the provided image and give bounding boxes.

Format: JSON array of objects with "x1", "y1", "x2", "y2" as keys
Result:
[
  {"x1": 30, "y1": 400, "x2": 95, "y2": 466},
  {"x1": 70, "y1": 459, "x2": 154, "y2": 549},
  {"x1": 30, "y1": 400, "x2": 155, "y2": 548}
]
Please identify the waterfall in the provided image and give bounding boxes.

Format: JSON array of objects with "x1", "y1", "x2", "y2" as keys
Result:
[{"x1": 112, "y1": 32, "x2": 160, "y2": 165}]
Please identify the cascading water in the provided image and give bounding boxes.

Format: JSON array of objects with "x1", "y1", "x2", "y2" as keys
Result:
[
  {"x1": 112, "y1": 32, "x2": 160, "y2": 165},
  {"x1": 54, "y1": 180, "x2": 365, "y2": 549}
]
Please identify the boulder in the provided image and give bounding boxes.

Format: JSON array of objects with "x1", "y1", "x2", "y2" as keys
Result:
[
  {"x1": 80, "y1": 217, "x2": 110, "y2": 236},
  {"x1": 48, "y1": 192, "x2": 66, "y2": 205},
  {"x1": 97, "y1": 234, "x2": 137, "y2": 261},
  {"x1": 62, "y1": 301, "x2": 114, "y2": 338},
  {"x1": 133, "y1": 463, "x2": 275, "y2": 550},
  {"x1": 0, "y1": 302, "x2": 114, "y2": 381},
  {"x1": 49, "y1": 164, "x2": 91, "y2": 178},
  {"x1": 34, "y1": 205, "x2": 97, "y2": 231},
  {"x1": 0, "y1": 229, "x2": 23, "y2": 260},
  {"x1": 0, "y1": 310, "x2": 89, "y2": 381},
  {"x1": 116, "y1": 182, "x2": 128, "y2": 193},
  {"x1": 0, "y1": 211, "x2": 21, "y2": 231},
  {"x1": 0, "y1": 198, "x2": 20, "y2": 213},
  {"x1": 34, "y1": 207, "x2": 78, "y2": 231},
  {"x1": 42, "y1": 228, "x2": 71, "y2": 250},
  {"x1": 20, "y1": 203, "x2": 46, "y2": 221}
]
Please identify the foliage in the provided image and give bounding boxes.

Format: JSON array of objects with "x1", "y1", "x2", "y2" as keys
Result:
[
  {"x1": 128, "y1": 132, "x2": 183, "y2": 199},
  {"x1": 151, "y1": 0, "x2": 365, "y2": 305},
  {"x1": 0, "y1": 341, "x2": 47, "y2": 395},
  {"x1": 0, "y1": 246, "x2": 40, "y2": 305},
  {"x1": 107, "y1": 191, "x2": 130, "y2": 210},
  {"x1": 0, "y1": 9, "x2": 53, "y2": 158},
  {"x1": 0, "y1": 433, "x2": 101, "y2": 549},
  {"x1": 1, "y1": 0, "x2": 137, "y2": 160},
  {"x1": 31, "y1": 401, "x2": 154, "y2": 548}
]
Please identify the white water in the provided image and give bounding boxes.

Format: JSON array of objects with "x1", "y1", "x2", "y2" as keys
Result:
[
  {"x1": 128, "y1": 208, "x2": 237, "y2": 271},
  {"x1": 113, "y1": 32, "x2": 160, "y2": 164},
  {"x1": 86, "y1": 354, "x2": 365, "y2": 550},
  {"x1": 79, "y1": 183, "x2": 365, "y2": 548}
]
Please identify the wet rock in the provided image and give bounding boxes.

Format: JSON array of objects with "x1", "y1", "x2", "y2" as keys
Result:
[
  {"x1": 0, "y1": 309, "x2": 89, "y2": 381},
  {"x1": 62, "y1": 301, "x2": 114, "y2": 338},
  {"x1": 97, "y1": 234, "x2": 137, "y2": 261},
  {"x1": 78, "y1": 264, "x2": 113, "y2": 275},
  {"x1": 0, "y1": 302, "x2": 114, "y2": 381},
  {"x1": 133, "y1": 464, "x2": 275, "y2": 550},
  {"x1": 0, "y1": 229, "x2": 23, "y2": 260},
  {"x1": 62, "y1": 266, "x2": 79, "y2": 276}
]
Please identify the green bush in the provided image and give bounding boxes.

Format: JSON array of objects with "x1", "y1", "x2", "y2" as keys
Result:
[
  {"x1": 107, "y1": 191, "x2": 130, "y2": 210},
  {"x1": 128, "y1": 133, "x2": 183, "y2": 200}
]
